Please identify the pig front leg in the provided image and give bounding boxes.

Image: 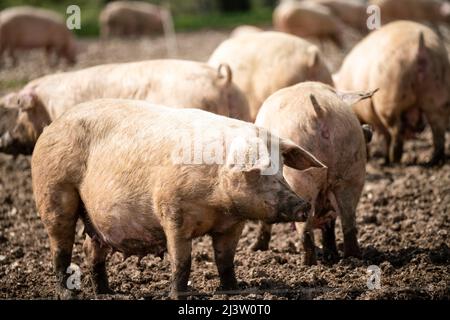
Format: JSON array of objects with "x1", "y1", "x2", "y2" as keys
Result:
[
  {"x1": 83, "y1": 235, "x2": 112, "y2": 295},
  {"x1": 251, "y1": 222, "x2": 272, "y2": 251},
  {"x1": 298, "y1": 220, "x2": 317, "y2": 265},
  {"x1": 212, "y1": 222, "x2": 245, "y2": 292},
  {"x1": 166, "y1": 230, "x2": 192, "y2": 300}
]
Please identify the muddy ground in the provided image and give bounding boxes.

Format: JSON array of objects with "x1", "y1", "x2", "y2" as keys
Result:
[{"x1": 0, "y1": 28, "x2": 449, "y2": 300}]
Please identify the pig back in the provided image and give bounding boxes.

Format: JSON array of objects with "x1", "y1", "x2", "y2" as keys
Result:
[
  {"x1": 27, "y1": 60, "x2": 235, "y2": 120},
  {"x1": 336, "y1": 21, "x2": 450, "y2": 115},
  {"x1": 256, "y1": 82, "x2": 366, "y2": 185},
  {"x1": 208, "y1": 31, "x2": 333, "y2": 120}
]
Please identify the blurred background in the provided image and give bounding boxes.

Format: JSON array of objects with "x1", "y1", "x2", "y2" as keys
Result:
[{"x1": 0, "y1": 0, "x2": 277, "y2": 36}]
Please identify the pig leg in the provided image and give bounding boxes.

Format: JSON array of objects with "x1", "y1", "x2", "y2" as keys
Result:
[
  {"x1": 335, "y1": 185, "x2": 362, "y2": 258},
  {"x1": 251, "y1": 222, "x2": 272, "y2": 251},
  {"x1": 321, "y1": 218, "x2": 339, "y2": 263},
  {"x1": 165, "y1": 228, "x2": 192, "y2": 299},
  {"x1": 39, "y1": 187, "x2": 80, "y2": 299},
  {"x1": 299, "y1": 220, "x2": 317, "y2": 265},
  {"x1": 83, "y1": 235, "x2": 111, "y2": 294},
  {"x1": 386, "y1": 119, "x2": 404, "y2": 164},
  {"x1": 212, "y1": 222, "x2": 244, "y2": 292},
  {"x1": 424, "y1": 105, "x2": 448, "y2": 165}
]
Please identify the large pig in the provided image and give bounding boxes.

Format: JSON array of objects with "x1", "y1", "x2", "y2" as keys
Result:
[
  {"x1": 369, "y1": 0, "x2": 450, "y2": 27},
  {"x1": 99, "y1": 1, "x2": 168, "y2": 38},
  {"x1": 208, "y1": 31, "x2": 333, "y2": 121},
  {"x1": 0, "y1": 6, "x2": 77, "y2": 65},
  {"x1": 0, "y1": 59, "x2": 250, "y2": 155},
  {"x1": 273, "y1": 0, "x2": 344, "y2": 47},
  {"x1": 311, "y1": 0, "x2": 368, "y2": 32},
  {"x1": 252, "y1": 82, "x2": 375, "y2": 264},
  {"x1": 32, "y1": 99, "x2": 324, "y2": 299},
  {"x1": 334, "y1": 21, "x2": 450, "y2": 165}
]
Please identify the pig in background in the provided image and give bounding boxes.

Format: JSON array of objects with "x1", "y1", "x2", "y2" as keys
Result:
[
  {"x1": 309, "y1": 0, "x2": 369, "y2": 33},
  {"x1": 252, "y1": 82, "x2": 375, "y2": 265},
  {"x1": 208, "y1": 31, "x2": 333, "y2": 121},
  {"x1": 334, "y1": 21, "x2": 450, "y2": 165},
  {"x1": 0, "y1": 59, "x2": 250, "y2": 155},
  {"x1": 273, "y1": 0, "x2": 345, "y2": 47},
  {"x1": 31, "y1": 99, "x2": 324, "y2": 299},
  {"x1": 0, "y1": 6, "x2": 77, "y2": 66},
  {"x1": 369, "y1": 0, "x2": 450, "y2": 30},
  {"x1": 99, "y1": 1, "x2": 169, "y2": 38}
]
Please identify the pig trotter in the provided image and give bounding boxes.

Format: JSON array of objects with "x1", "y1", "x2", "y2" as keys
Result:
[
  {"x1": 83, "y1": 235, "x2": 112, "y2": 294},
  {"x1": 343, "y1": 229, "x2": 361, "y2": 258},
  {"x1": 54, "y1": 251, "x2": 77, "y2": 300},
  {"x1": 427, "y1": 150, "x2": 445, "y2": 167},
  {"x1": 251, "y1": 222, "x2": 272, "y2": 251},
  {"x1": 302, "y1": 230, "x2": 317, "y2": 265},
  {"x1": 90, "y1": 262, "x2": 113, "y2": 294},
  {"x1": 321, "y1": 219, "x2": 339, "y2": 264}
]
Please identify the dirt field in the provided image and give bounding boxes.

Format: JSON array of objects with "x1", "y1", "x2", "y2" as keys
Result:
[{"x1": 0, "y1": 28, "x2": 449, "y2": 300}]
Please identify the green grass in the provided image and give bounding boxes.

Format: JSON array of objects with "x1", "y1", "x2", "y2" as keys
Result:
[
  {"x1": 0, "y1": 78, "x2": 29, "y2": 90},
  {"x1": 174, "y1": 7, "x2": 272, "y2": 31},
  {"x1": 0, "y1": 1, "x2": 273, "y2": 37}
]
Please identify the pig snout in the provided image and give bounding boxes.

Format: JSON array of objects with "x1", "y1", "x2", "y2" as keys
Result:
[{"x1": 275, "y1": 195, "x2": 311, "y2": 223}]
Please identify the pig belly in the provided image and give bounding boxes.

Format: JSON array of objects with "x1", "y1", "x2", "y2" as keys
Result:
[{"x1": 86, "y1": 206, "x2": 167, "y2": 257}]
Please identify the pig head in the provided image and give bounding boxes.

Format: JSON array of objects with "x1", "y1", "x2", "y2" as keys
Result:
[{"x1": 0, "y1": 90, "x2": 50, "y2": 155}]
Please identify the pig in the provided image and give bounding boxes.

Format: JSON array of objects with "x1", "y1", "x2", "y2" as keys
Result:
[
  {"x1": 273, "y1": 0, "x2": 344, "y2": 47},
  {"x1": 369, "y1": 0, "x2": 450, "y2": 27},
  {"x1": 310, "y1": 0, "x2": 369, "y2": 32},
  {"x1": 99, "y1": 1, "x2": 168, "y2": 38},
  {"x1": 0, "y1": 59, "x2": 250, "y2": 155},
  {"x1": 0, "y1": 6, "x2": 77, "y2": 65},
  {"x1": 208, "y1": 31, "x2": 333, "y2": 121},
  {"x1": 252, "y1": 82, "x2": 375, "y2": 264},
  {"x1": 334, "y1": 21, "x2": 450, "y2": 165},
  {"x1": 229, "y1": 25, "x2": 263, "y2": 38},
  {"x1": 31, "y1": 98, "x2": 325, "y2": 299}
]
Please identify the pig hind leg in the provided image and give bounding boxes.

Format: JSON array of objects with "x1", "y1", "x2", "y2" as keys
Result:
[
  {"x1": 321, "y1": 218, "x2": 339, "y2": 264},
  {"x1": 335, "y1": 185, "x2": 362, "y2": 258},
  {"x1": 83, "y1": 235, "x2": 111, "y2": 294},
  {"x1": 212, "y1": 222, "x2": 244, "y2": 292},
  {"x1": 38, "y1": 186, "x2": 81, "y2": 299},
  {"x1": 251, "y1": 222, "x2": 272, "y2": 251},
  {"x1": 424, "y1": 104, "x2": 448, "y2": 166}
]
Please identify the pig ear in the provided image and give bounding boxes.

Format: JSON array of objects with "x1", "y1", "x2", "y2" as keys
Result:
[
  {"x1": 280, "y1": 138, "x2": 326, "y2": 171},
  {"x1": 17, "y1": 92, "x2": 37, "y2": 111},
  {"x1": 335, "y1": 88, "x2": 379, "y2": 106},
  {"x1": 307, "y1": 46, "x2": 319, "y2": 68},
  {"x1": 310, "y1": 94, "x2": 325, "y2": 118},
  {"x1": 0, "y1": 93, "x2": 19, "y2": 109}
]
